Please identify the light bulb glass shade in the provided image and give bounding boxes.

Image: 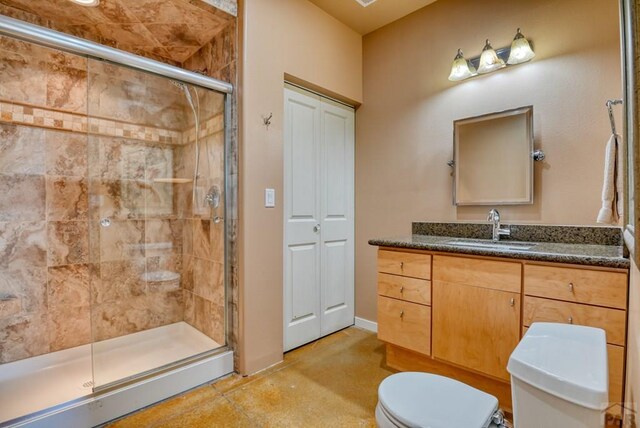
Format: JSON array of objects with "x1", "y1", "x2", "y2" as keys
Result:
[
  {"x1": 69, "y1": 0, "x2": 100, "y2": 6},
  {"x1": 507, "y1": 29, "x2": 535, "y2": 65},
  {"x1": 448, "y1": 49, "x2": 477, "y2": 81},
  {"x1": 477, "y1": 40, "x2": 505, "y2": 74}
]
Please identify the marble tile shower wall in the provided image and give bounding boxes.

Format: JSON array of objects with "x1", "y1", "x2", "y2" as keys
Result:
[
  {"x1": 175, "y1": 89, "x2": 226, "y2": 345},
  {"x1": 0, "y1": 37, "x2": 226, "y2": 363},
  {"x1": 183, "y1": 18, "x2": 238, "y2": 360}
]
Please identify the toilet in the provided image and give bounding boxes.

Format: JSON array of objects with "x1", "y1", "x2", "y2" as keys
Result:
[{"x1": 375, "y1": 323, "x2": 609, "y2": 428}]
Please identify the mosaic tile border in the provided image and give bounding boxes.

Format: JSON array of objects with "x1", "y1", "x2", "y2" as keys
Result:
[{"x1": 0, "y1": 100, "x2": 183, "y2": 144}]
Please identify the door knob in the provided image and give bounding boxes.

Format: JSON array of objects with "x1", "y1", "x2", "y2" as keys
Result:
[{"x1": 313, "y1": 224, "x2": 320, "y2": 233}]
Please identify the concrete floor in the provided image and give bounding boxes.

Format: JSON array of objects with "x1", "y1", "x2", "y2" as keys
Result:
[{"x1": 107, "y1": 327, "x2": 395, "y2": 427}]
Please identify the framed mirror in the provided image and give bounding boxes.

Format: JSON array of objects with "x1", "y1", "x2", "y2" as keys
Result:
[{"x1": 453, "y1": 106, "x2": 534, "y2": 206}]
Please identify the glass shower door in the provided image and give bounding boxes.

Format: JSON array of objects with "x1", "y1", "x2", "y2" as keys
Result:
[{"x1": 86, "y1": 58, "x2": 227, "y2": 389}]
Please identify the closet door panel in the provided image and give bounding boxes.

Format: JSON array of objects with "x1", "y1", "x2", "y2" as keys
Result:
[
  {"x1": 284, "y1": 87, "x2": 322, "y2": 351},
  {"x1": 320, "y1": 99, "x2": 355, "y2": 336}
]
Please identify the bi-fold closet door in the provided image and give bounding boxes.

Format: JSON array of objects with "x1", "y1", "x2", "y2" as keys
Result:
[{"x1": 283, "y1": 84, "x2": 355, "y2": 351}]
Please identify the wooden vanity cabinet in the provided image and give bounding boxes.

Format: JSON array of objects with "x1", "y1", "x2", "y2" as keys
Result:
[{"x1": 376, "y1": 247, "x2": 629, "y2": 416}]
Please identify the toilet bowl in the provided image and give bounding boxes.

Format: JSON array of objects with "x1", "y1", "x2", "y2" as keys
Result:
[
  {"x1": 375, "y1": 323, "x2": 608, "y2": 428},
  {"x1": 376, "y1": 372, "x2": 500, "y2": 428}
]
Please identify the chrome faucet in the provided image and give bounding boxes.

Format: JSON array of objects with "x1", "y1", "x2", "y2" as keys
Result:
[{"x1": 487, "y1": 209, "x2": 510, "y2": 242}]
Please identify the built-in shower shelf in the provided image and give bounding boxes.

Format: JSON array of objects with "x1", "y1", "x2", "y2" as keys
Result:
[
  {"x1": 142, "y1": 270, "x2": 181, "y2": 292},
  {"x1": 152, "y1": 178, "x2": 194, "y2": 184},
  {"x1": 129, "y1": 242, "x2": 174, "y2": 251}
]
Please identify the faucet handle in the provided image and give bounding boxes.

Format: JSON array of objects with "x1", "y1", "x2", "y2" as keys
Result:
[{"x1": 487, "y1": 208, "x2": 500, "y2": 221}]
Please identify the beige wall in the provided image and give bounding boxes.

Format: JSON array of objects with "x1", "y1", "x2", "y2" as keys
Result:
[
  {"x1": 355, "y1": 0, "x2": 622, "y2": 322},
  {"x1": 240, "y1": 0, "x2": 362, "y2": 374}
]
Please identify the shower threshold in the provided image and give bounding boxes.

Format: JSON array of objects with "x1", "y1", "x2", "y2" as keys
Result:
[{"x1": 0, "y1": 322, "x2": 232, "y2": 427}]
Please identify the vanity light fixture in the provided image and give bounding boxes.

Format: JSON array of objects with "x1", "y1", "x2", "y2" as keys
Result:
[
  {"x1": 69, "y1": 0, "x2": 100, "y2": 6},
  {"x1": 448, "y1": 49, "x2": 477, "y2": 81},
  {"x1": 507, "y1": 28, "x2": 536, "y2": 65},
  {"x1": 477, "y1": 39, "x2": 505, "y2": 74},
  {"x1": 449, "y1": 28, "x2": 534, "y2": 82}
]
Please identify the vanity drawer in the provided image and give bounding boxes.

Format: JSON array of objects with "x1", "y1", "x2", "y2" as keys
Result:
[
  {"x1": 378, "y1": 295, "x2": 431, "y2": 355},
  {"x1": 433, "y1": 255, "x2": 521, "y2": 293},
  {"x1": 523, "y1": 296, "x2": 626, "y2": 346},
  {"x1": 378, "y1": 250, "x2": 431, "y2": 280},
  {"x1": 524, "y1": 264, "x2": 627, "y2": 309},
  {"x1": 378, "y1": 273, "x2": 431, "y2": 305}
]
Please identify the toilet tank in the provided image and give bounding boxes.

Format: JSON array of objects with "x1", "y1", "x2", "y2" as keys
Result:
[{"x1": 507, "y1": 323, "x2": 608, "y2": 428}]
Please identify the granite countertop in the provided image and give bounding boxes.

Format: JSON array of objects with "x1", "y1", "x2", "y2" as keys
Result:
[{"x1": 368, "y1": 234, "x2": 630, "y2": 269}]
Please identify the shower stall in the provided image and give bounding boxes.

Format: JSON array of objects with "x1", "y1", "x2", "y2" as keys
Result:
[{"x1": 0, "y1": 16, "x2": 233, "y2": 426}]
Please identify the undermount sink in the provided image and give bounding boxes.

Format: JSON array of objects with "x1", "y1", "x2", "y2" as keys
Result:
[{"x1": 444, "y1": 239, "x2": 537, "y2": 251}]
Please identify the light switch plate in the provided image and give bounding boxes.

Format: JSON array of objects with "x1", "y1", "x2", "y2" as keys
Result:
[{"x1": 265, "y1": 188, "x2": 275, "y2": 208}]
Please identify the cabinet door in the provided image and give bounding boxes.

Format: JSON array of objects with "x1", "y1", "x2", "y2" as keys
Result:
[{"x1": 432, "y1": 281, "x2": 520, "y2": 381}]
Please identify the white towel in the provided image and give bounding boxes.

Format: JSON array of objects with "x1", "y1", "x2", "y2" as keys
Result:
[{"x1": 597, "y1": 134, "x2": 623, "y2": 224}]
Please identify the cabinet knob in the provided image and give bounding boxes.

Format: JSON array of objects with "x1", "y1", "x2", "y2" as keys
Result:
[
  {"x1": 400, "y1": 310, "x2": 404, "y2": 319},
  {"x1": 400, "y1": 286, "x2": 404, "y2": 293},
  {"x1": 400, "y1": 262, "x2": 404, "y2": 270},
  {"x1": 568, "y1": 316, "x2": 573, "y2": 324},
  {"x1": 509, "y1": 298, "x2": 515, "y2": 307},
  {"x1": 568, "y1": 282, "x2": 574, "y2": 292}
]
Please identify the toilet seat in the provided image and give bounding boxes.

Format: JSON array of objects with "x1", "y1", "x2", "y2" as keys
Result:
[{"x1": 376, "y1": 372, "x2": 499, "y2": 428}]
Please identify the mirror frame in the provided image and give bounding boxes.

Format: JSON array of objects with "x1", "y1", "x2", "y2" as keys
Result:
[{"x1": 452, "y1": 105, "x2": 534, "y2": 206}]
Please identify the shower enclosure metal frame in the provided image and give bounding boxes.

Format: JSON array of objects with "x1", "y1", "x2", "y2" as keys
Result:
[
  {"x1": 0, "y1": 16, "x2": 232, "y2": 94},
  {"x1": 0, "y1": 13, "x2": 235, "y2": 424}
]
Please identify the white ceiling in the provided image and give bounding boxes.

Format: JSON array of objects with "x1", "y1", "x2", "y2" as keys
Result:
[{"x1": 308, "y1": 0, "x2": 438, "y2": 35}]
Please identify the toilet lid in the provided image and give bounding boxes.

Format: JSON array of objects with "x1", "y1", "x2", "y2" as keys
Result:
[{"x1": 378, "y1": 372, "x2": 498, "y2": 428}]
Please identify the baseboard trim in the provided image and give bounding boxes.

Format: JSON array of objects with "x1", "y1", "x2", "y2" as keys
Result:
[{"x1": 354, "y1": 317, "x2": 378, "y2": 333}]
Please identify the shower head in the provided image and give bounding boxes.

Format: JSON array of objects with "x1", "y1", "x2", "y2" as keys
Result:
[
  {"x1": 172, "y1": 80, "x2": 197, "y2": 114},
  {"x1": 170, "y1": 79, "x2": 187, "y2": 90}
]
